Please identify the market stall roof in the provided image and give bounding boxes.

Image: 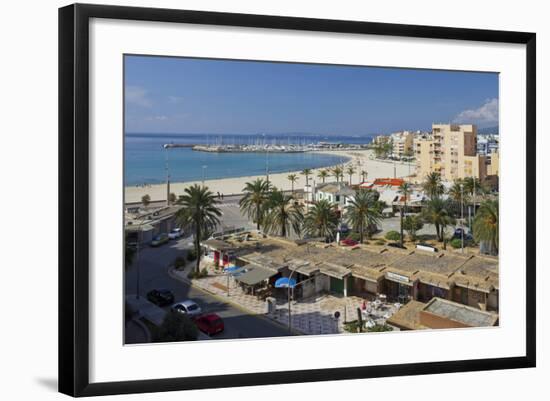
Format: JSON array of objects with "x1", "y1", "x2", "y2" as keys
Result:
[
  {"x1": 318, "y1": 263, "x2": 351, "y2": 280},
  {"x1": 235, "y1": 265, "x2": 277, "y2": 286},
  {"x1": 201, "y1": 239, "x2": 233, "y2": 251}
]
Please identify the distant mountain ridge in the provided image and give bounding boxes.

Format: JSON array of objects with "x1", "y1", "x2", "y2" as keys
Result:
[{"x1": 477, "y1": 126, "x2": 499, "y2": 135}]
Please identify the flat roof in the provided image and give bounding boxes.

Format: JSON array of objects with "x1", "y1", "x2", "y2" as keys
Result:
[
  {"x1": 201, "y1": 239, "x2": 234, "y2": 251},
  {"x1": 423, "y1": 298, "x2": 498, "y2": 327},
  {"x1": 235, "y1": 265, "x2": 277, "y2": 286},
  {"x1": 218, "y1": 233, "x2": 498, "y2": 293}
]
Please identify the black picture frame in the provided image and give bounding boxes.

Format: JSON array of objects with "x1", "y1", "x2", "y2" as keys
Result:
[{"x1": 59, "y1": 3, "x2": 536, "y2": 397}]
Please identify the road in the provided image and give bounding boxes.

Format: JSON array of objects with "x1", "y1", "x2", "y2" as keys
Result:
[{"x1": 125, "y1": 232, "x2": 291, "y2": 342}]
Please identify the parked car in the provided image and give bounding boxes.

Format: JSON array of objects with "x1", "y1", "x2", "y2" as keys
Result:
[
  {"x1": 146, "y1": 289, "x2": 175, "y2": 306},
  {"x1": 195, "y1": 314, "x2": 224, "y2": 335},
  {"x1": 171, "y1": 300, "x2": 202, "y2": 317},
  {"x1": 453, "y1": 228, "x2": 473, "y2": 240},
  {"x1": 416, "y1": 243, "x2": 438, "y2": 252},
  {"x1": 151, "y1": 233, "x2": 169, "y2": 247},
  {"x1": 341, "y1": 238, "x2": 358, "y2": 246},
  {"x1": 168, "y1": 227, "x2": 184, "y2": 240}
]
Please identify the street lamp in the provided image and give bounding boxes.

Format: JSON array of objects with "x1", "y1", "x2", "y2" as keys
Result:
[
  {"x1": 202, "y1": 165, "x2": 207, "y2": 186},
  {"x1": 460, "y1": 183, "x2": 464, "y2": 253},
  {"x1": 275, "y1": 267, "x2": 299, "y2": 334}
]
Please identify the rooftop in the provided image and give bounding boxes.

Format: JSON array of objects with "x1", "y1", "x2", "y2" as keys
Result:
[
  {"x1": 204, "y1": 233, "x2": 498, "y2": 293},
  {"x1": 423, "y1": 298, "x2": 498, "y2": 327}
]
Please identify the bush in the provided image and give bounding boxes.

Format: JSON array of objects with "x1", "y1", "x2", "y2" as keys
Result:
[
  {"x1": 385, "y1": 230, "x2": 400, "y2": 241},
  {"x1": 152, "y1": 311, "x2": 198, "y2": 342},
  {"x1": 367, "y1": 324, "x2": 393, "y2": 332},
  {"x1": 450, "y1": 238, "x2": 463, "y2": 249},
  {"x1": 187, "y1": 268, "x2": 208, "y2": 279},
  {"x1": 344, "y1": 232, "x2": 361, "y2": 242},
  {"x1": 174, "y1": 256, "x2": 186, "y2": 269},
  {"x1": 375, "y1": 239, "x2": 386, "y2": 246},
  {"x1": 186, "y1": 249, "x2": 197, "y2": 261}
]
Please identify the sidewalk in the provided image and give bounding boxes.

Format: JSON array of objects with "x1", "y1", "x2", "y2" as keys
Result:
[{"x1": 170, "y1": 261, "x2": 372, "y2": 335}]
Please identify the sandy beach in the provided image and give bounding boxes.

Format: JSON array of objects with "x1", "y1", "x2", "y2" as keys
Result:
[{"x1": 124, "y1": 149, "x2": 414, "y2": 204}]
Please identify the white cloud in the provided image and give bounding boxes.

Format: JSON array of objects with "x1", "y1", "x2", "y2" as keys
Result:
[
  {"x1": 453, "y1": 98, "x2": 499, "y2": 125},
  {"x1": 145, "y1": 115, "x2": 169, "y2": 121},
  {"x1": 125, "y1": 85, "x2": 152, "y2": 107},
  {"x1": 168, "y1": 95, "x2": 184, "y2": 104}
]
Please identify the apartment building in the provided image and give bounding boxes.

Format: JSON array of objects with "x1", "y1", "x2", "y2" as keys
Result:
[
  {"x1": 415, "y1": 124, "x2": 489, "y2": 182},
  {"x1": 390, "y1": 131, "x2": 414, "y2": 159}
]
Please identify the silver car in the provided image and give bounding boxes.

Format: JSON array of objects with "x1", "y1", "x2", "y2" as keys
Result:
[{"x1": 171, "y1": 300, "x2": 202, "y2": 317}]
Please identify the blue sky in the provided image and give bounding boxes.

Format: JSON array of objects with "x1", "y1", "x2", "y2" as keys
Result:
[{"x1": 125, "y1": 55, "x2": 499, "y2": 135}]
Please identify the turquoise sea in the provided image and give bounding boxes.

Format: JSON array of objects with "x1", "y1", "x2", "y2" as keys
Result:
[{"x1": 124, "y1": 133, "x2": 373, "y2": 186}]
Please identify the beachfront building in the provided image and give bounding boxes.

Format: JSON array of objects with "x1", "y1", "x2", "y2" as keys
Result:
[
  {"x1": 201, "y1": 232, "x2": 500, "y2": 314},
  {"x1": 477, "y1": 135, "x2": 499, "y2": 156},
  {"x1": 315, "y1": 182, "x2": 355, "y2": 212},
  {"x1": 390, "y1": 131, "x2": 414, "y2": 160},
  {"x1": 414, "y1": 123, "x2": 498, "y2": 184},
  {"x1": 124, "y1": 205, "x2": 182, "y2": 246},
  {"x1": 372, "y1": 134, "x2": 391, "y2": 146}
]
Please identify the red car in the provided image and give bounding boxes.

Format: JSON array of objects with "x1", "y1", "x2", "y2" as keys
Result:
[
  {"x1": 195, "y1": 314, "x2": 224, "y2": 336},
  {"x1": 341, "y1": 238, "x2": 358, "y2": 246}
]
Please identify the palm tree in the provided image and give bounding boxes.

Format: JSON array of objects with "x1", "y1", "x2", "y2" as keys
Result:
[
  {"x1": 473, "y1": 200, "x2": 498, "y2": 255},
  {"x1": 422, "y1": 172, "x2": 445, "y2": 199},
  {"x1": 317, "y1": 169, "x2": 329, "y2": 183},
  {"x1": 345, "y1": 165, "x2": 356, "y2": 185},
  {"x1": 398, "y1": 182, "x2": 412, "y2": 245},
  {"x1": 345, "y1": 189, "x2": 382, "y2": 243},
  {"x1": 463, "y1": 176, "x2": 486, "y2": 218},
  {"x1": 422, "y1": 197, "x2": 456, "y2": 242},
  {"x1": 331, "y1": 166, "x2": 344, "y2": 183},
  {"x1": 360, "y1": 170, "x2": 368, "y2": 183},
  {"x1": 304, "y1": 199, "x2": 339, "y2": 241},
  {"x1": 447, "y1": 179, "x2": 469, "y2": 218},
  {"x1": 262, "y1": 189, "x2": 303, "y2": 238},
  {"x1": 176, "y1": 184, "x2": 222, "y2": 273},
  {"x1": 239, "y1": 178, "x2": 271, "y2": 230},
  {"x1": 301, "y1": 168, "x2": 312, "y2": 188},
  {"x1": 287, "y1": 174, "x2": 298, "y2": 195}
]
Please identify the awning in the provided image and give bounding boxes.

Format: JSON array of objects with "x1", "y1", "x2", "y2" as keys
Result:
[
  {"x1": 235, "y1": 265, "x2": 277, "y2": 286},
  {"x1": 224, "y1": 265, "x2": 246, "y2": 277},
  {"x1": 274, "y1": 277, "x2": 297, "y2": 288}
]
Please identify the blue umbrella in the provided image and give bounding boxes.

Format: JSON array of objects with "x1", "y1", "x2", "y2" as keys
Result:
[{"x1": 274, "y1": 277, "x2": 297, "y2": 288}]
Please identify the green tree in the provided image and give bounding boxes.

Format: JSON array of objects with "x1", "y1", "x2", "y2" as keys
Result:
[
  {"x1": 239, "y1": 178, "x2": 271, "y2": 230},
  {"x1": 422, "y1": 172, "x2": 445, "y2": 199},
  {"x1": 317, "y1": 169, "x2": 329, "y2": 183},
  {"x1": 287, "y1": 173, "x2": 298, "y2": 195},
  {"x1": 304, "y1": 199, "x2": 339, "y2": 241},
  {"x1": 301, "y1": 168, "x2": 312, "y2": 188},
  {"x1": 403, "y1": 215, "x2": 424, "y2": 241},
  {"x1": 345, "y1": 189, "x2": 382, "y2": 243},
  {"x1": 473, "y1": 200, "x2": 499, "y2": 255},
  {"x1": 153, "y1": 310, "x2": 198, "y2": 342},
  {"x1": 176, "y1": 185, "x2": 222, "y2": 273},
  {"x1": 141, "y1": 194, "x2": 151, "y2": 208},
  {"x1": 422, "y1": 197, "x2": 456, "y2": 242},
  {"x1": 262, "y1": 188, "x2": 303, "y2": 238}
]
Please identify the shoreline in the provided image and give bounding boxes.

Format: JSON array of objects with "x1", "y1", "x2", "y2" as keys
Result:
[{"x1": 124, "y1": 149, "x2": 413, "y2": 204}]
